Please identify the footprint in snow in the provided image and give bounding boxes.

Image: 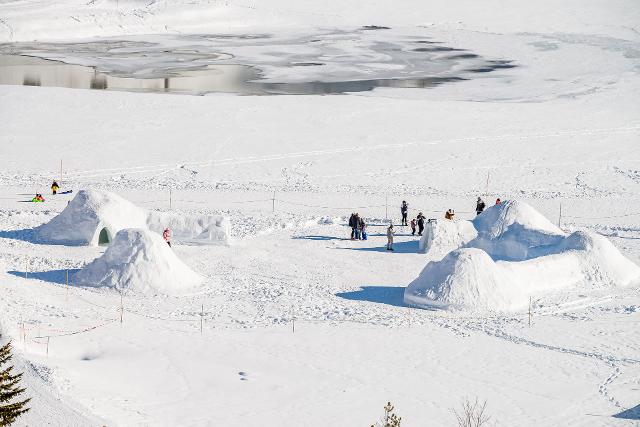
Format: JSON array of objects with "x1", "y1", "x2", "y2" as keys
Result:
[{"x1": 238, "y1": 371, "x2": 249, "y2": 381}]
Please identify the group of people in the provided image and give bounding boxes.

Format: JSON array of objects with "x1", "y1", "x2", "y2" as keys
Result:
[
  {"x1": 348, "y1": 213, "x2": 367, "y2": 240},
  {"x1": 31, "y1": 180, "x2": 61, "y2": 203},
  {"x1": 475, "y1": 197, "x2": 501, "y2": 215},
  {"x1": 357, "y1": 197, "x2": 505, "y2": 251}
]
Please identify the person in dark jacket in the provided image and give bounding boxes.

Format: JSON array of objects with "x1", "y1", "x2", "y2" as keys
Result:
[
  {"x1": 348, "y1": 213, "x2": 357, "y2": 240},
  {"x1": 476, "y1": 197, "x2": 486, "y2": 215},
  {"x1": 410, "y1": 218, "x2": 417, "y2": 235},
  {"x1": 417, "y1": 212, "x2": 425, "y2": 236},
  {"x1": 353, "y1": 213, "x2": 362, "y2": 240},
  {"x1": 400, "y1": 201, "x2": 408, "y2": 226}
]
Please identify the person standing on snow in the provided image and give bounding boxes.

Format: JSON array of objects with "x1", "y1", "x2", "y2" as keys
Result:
[
  {"x1": 386, "y1": 223, "x2": 394, "y2": 251},
  {"x1": 417, "y1": 212, "x2": 425, "y2": 236},
  {"x1": 163, "y1": 228, "x2": 172, "y2": 247},
  {"x1": 400, "y1": 201, "x2": 408, "y2": 226},
  {"x1": 51, "y1": 181, "x2": 59, "y2": 195},
  {"x1": 353, "y1": 213, "x2": 362, "y2": 240},
  {"x1": 410, "y1": 218, "x2": 417, "y2": 236},
  {"x1": 360, "y1": 217, "x2": 367, "y2": 240},
  {"x1": 348, "y1": 213, "x2": 357, "y2": 240},
  {"x1": 476, "y1": 197, "x2": 486, "y2": 215}
]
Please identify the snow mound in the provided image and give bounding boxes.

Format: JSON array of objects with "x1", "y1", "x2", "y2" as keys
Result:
[
  {"x1": 406, "y1": 201, "x2": 640, "y2": 311},
  {"x1": 74, "y1": 228, "x2": 202, "y2": 294},
  {"x1": 419, "y1": 219, "x2": 477, "y2": 260},
  {"x1": 405, "y1": 248, "x2": 519, "y2": 311},
  {"x1": 469, "y1": 200, "x2": 565, "y2": 261},
  {"x1": 36, "y1": 189, "x2": 230, "y2": 246}
]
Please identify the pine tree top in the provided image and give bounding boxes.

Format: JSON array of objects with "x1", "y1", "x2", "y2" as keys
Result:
[{"x1": 0, "y1": 337, "x2": 30, "y2": 426}]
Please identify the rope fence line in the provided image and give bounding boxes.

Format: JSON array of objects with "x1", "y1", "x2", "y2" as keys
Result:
[
  {"x1": 12, "y1": 263, "x2": 636, "y2": 359},
  {"x1": 4, "y1": 188, "x2": 640, "y2": 223}
]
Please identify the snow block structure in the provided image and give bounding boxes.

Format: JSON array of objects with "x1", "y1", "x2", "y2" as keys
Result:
[
  {"x1": 419, "y1": 218, "x2": 477, "y2": 260},
  {"x1": 74, "y1": 228, "x2": 202, "y2": 294},
  {"x1": 405, "y1": 200, "x2": 640, "y2": 311},
  {"x1": 36, "y1": 189, "x2": 230, "y2": 246}
]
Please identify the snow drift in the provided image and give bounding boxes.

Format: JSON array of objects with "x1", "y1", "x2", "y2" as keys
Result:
[
  {"x1": 36, "y1": 189, "x2": 230, "y2": 246},
  {"x1": 406, "y1": 201, "x2": 640, "y2": 311},
  {"x1": 74, "y1": 228, "x2": 202, "y2": 294}
]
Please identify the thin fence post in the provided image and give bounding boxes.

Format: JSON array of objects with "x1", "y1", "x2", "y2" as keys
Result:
[
  {"x1": 291, "y1": 308, "x2": 295, "y2": 333},
  {"x1": 65, "y1": 269, "x2": 69, "y2": 301},
  {"x1": 385, "y1": 194, "x2": 388, "y2": 222},
  {"x1": 46, "y1": 337, "x2": 50, "y2": 357},
  {"x1": 558, "y1": 202, "x2": 562, "y2": 229},
  {"x1": 272, "y1": 191, "x2": 276, "y2": 213},
  {"x1": 200, "y1": 304, "x2": 203, "y2": 333},
  {"x1": 485, "y1": 171, "x2": 490, "y2": 195},
  {"x1": 169, "y1": 187, "x2": 172, "y2": 210},
  {"x1": 528, "y1": 296, "x2": 532, "y2": 327}
]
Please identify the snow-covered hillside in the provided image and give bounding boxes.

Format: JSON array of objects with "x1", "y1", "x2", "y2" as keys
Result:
[{"x1": 0, "y1": 0, "x2": 639, "y2": 425}]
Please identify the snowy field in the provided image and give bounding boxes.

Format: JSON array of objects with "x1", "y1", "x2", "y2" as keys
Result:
[{"x1": 1, "y1": 0, "x2": 640, "y2": 425}]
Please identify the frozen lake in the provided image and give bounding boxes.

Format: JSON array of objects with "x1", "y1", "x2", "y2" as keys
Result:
[{"x1": 0, "y1": 30, "x2": 515, "y2": 95}]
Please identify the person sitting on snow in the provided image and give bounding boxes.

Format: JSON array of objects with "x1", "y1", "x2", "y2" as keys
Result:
[
  {"x1": 51, "y1": 181, "x2": 59, "y2": 195},
  {"x1": 32, "y1": 193, "x2": 45, "y2": 202},
  {"x1": 495, "y1": 198, "x2": 501, "y2": 205},
  {"x1": 445, "y1": 209, "x2": 455, "y2": 220},
  {"x1": 163, "y1": 228, "x2": 172, "y2": 247}
]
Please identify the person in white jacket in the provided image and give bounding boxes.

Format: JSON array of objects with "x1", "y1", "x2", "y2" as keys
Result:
[{"x1": 386, "y1": 223, "x2": 394, "y2": 251}]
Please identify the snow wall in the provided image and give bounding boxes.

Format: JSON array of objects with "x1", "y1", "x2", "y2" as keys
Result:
[
  {"x1": 405, "y1": 200, "x2": 640, "y2": 311},
  {"x1": 419, "y1": 219, "x2": 477, "y2": 260},
  {"x1": 36, "y1": 189, "x2": 230, "y2": 246},
  {"x1": 74, "y1": 228, "x2": 202, "y2": 294}
]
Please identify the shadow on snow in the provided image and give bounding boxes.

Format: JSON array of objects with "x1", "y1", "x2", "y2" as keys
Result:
[
  {"x1": 613, "y1": 405, "x2": 640, "y2": 420},
  {"x1": 0, "y1": 228, "x2": 40, "y2": 244},
  {"x1": 338, "y1": 239, "x2": 420, "y2": 254},
  {"x1": 8, "y1": 269, "x2": 80, "y2": 285},
  {"x1": 336, "y1": 286, "x2": 406, "y2": 307}
]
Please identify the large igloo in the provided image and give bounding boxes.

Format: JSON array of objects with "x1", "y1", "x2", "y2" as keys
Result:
[
  {"x1": 36, "y1": 189, "x2": 230, "y2": 246},
  {"x1": 74, "y1": 228, "x2": 203, "y2": 294},
  {"x1": 405, "y1": 201, "x2": 640, "y2": 311}
]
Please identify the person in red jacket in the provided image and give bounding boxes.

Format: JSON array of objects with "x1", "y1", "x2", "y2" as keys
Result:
[
  {"x1": 163, "y1": 228, "x2": 172, "y2": 247},
  {"x1": 495, "y1": 198, "x2": 501, "y2": 205}
]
